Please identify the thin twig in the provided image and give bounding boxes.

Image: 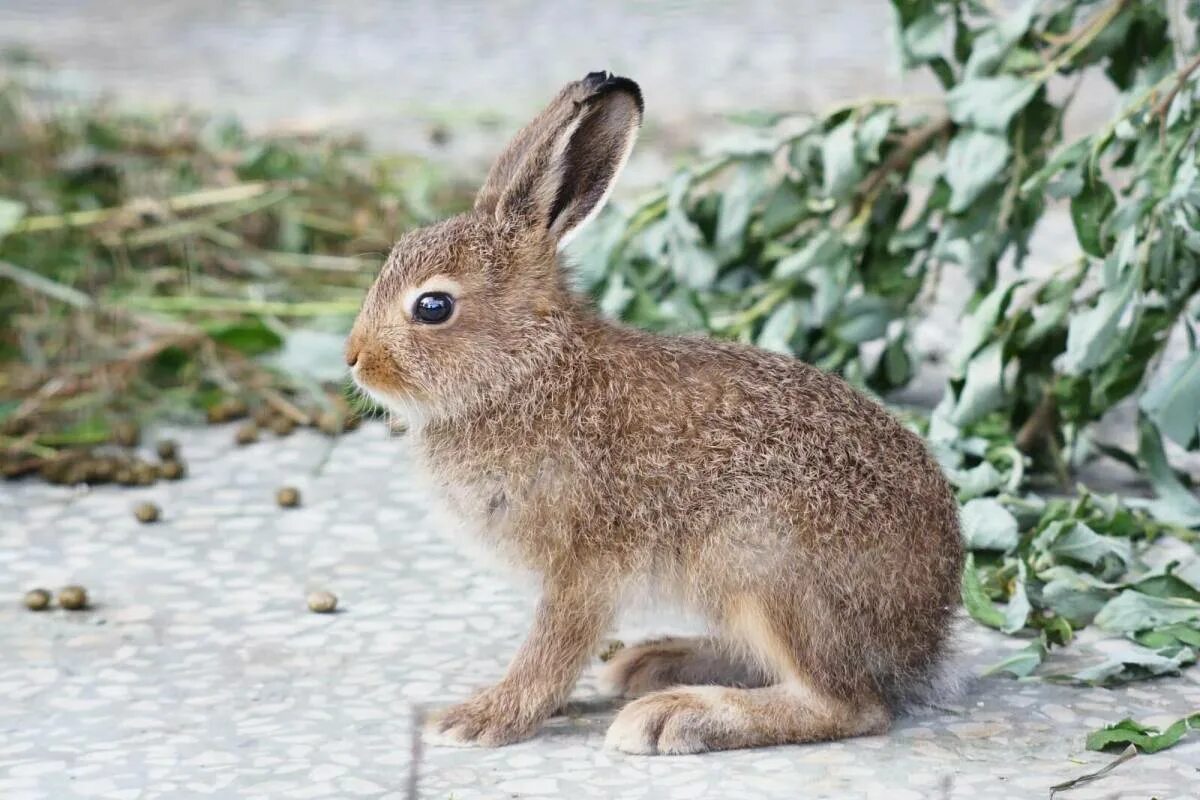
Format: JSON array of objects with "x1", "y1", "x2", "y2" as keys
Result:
[
  {"x1": 0, "y1": 257, "x2": 207, "y2": 424},
  {"x1": 1034, "y1": 0, "x2": 1132, "y2": 82},
  {"x1": 121, "y1": 189, "x2": 288, "y2": 249},
  {"x1": 11, "y1": 182, "x2": 273, "y2": 234},
  {"x1": 721, "y1": 284, "x2": 793, "y2": 333},
  {"x1": 261, "y1": 387, "x2": 312, "y2": 425},
  {"x1": 262, "y1": 251, "x2": 376, "y2": 273},
  {"x1": 858, "y1": 115, "x2": 953, "y2": 206},
  {"x1": 1048, "y1": 745, "x2": 1137, "y2": 798},
  {"x1": 1152, "y1": 50, "x2": 1200, "y2": 142},
  {"x1": 9, "y1": 376, "x2": 68, "y2": 424},
  {"x1": 0, "y1": 258, "x2": 193, "y2": 334},
  {"x1": 9, "y1": 328, "x2": 207, "y2": 427},
  {"x1": 121, "y1": 296, "x2": 362, "y2": 316},
  {"x1": 1016, "y1": 386, "x2": 1058, "y2": 455},
  {"x1": 0, "y1": 435, "x2": 58, "y2": 459},
  {"x1": 0, "y1": 259, "x2": 95, "y2": 310}
]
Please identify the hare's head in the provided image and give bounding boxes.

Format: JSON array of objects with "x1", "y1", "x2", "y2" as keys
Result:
[{"x1": 347, "y1": 72, "x2": 642, "y2": 419}]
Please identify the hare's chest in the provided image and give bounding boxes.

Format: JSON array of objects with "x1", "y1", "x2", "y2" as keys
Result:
[
  {"x1": 417, "y1": 462, "x2": 530, "y2": 569},
  {"x1": 417, "y1": 426, "x2": 574, "y2": 564},
  {"x1": 423, "y1": 459, "x2": 573, "y2": 575},
  {"x1": 435, "y1": 473, "x2": 511, "y2": 533}
]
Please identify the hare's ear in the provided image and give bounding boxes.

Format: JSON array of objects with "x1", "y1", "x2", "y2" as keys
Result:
[{"x1": 478, "y1": 72, "x2": 642, "y2": 246}]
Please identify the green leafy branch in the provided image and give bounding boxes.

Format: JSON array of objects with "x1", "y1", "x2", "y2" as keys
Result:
[
  {"x1": 1087, "y1": 712, "x2": 1200, "y2": 754},
  {"x1": 578, "y1": 0, "x2": 1200, "y2": 685}
]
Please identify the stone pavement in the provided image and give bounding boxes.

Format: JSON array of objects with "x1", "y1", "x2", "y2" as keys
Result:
[{"x1": 1, "y1": 423, "x2": 1198, "y2": 800}]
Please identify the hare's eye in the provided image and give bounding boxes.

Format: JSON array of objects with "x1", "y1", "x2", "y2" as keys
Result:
[{"x1": 412, "y1": 291, "x2": 454, "y2": 324}]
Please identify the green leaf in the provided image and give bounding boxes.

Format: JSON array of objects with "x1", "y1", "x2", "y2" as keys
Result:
[
  {"x1": 1062, "y1": 262, "x2": 1138, "y2": 374},
  {"x1": 951, "y1": 340, "x2": 1006, "y2": 425},
  {"x1": 1177, "y1": 561, "x2": 1200, "y2": 594},
  {"x1": 1033, "y1": 520, "x2": 1133, "y2": 571},
  {"x1": 947, "y1": 76, "x2": 1039, "y2": 131},
  {"x1": 1139, "y1": 351, "x2": 1200, "y2": 449},
  {"x1": 960, "y1": 498, "x2": 1019, "y2": 551},
  {"x1": 0, "y1": 197, "x2": 25, "y2": 242},
  {"x1": 1136, "y1": 623, "x2": 1200, "y2": 649},
  {"x1": 950, "y1": 282, "x2": 1020, "y2": 371},
  {"x1": 1135, "y1": 416, "x2": 1200, "y2": 527},
  {"x1": 834, "y1": 295, "x2": 891, "y2": 344},
  {"x1": 945, "y1": 130, "x2": 1011, "y2": 213},
  {"x1": 963, "y1": 0, "x2": 1039, "y2": 78},
  {"x1": 946, "y1": 460, "x2": 1005, "y2": 499},
  {"x1": 1070, "y1": 178, "x2": 1117, "y2": 257},
  {"x1": 898, "y1": 8, "x2": 949, "y2": 63},
  {"x1": 204, "y1": 318, "x2": 284, "y2": 356},
  {"x1": 37, "y1": 415, "x2": 112, "y2": 447},
  {"x1": 1021, "y1": 138, "x2": 1090, "y2": 196},
  {"x1": 1134, "y1": 570, "x2": 1200, "y2": 602},
  {"x1": 774, "y1": 231, "x2": 844, "y2": 280},
  {"x1": 599, "y1": 272, "x2": 635, "y2": 318},
  {"x1": 821, "y1": 120, "x2": 862, "y2": 200},
  {"x1": 715, "y1": 160, "x2": 769, "y2": 259},
  {"x1": 856, "y1": 106, "x2": 896, "y2": 163},
  {"x1": 1038, "y1": 566, "x2": 1116, "y2": 627},
  {"x1": 808, "y1": 258, "x2": 852, "y2": 327},
  {"x1": 1016, "y1": 277, "x2": 1074, "y2": 349},
  {"x1": 872, "y1": 332, "x2": 914, "y2": 390},
  {"x1": 982, "y1": 640, "x2": 1046, "y2": 678},
  {"x1": 0, "y1": 400, "x2": 19, "y2": 429},
  {"x1": 665, "y1": 173, "x2": 719, "y2": 290},
  {"x1": 1004, "y1": 561, "x2": 1032, "y2": 633},
  {"x1": 962, "y1": 553, "x2": 1006, "y2": 630},
  {"x1": 757, "y1": 299, "x2": 804, "y2": 354},
  {"x1": 567, "y1": 204, "x2": 628, "y2": 289},
  {"x1": 1064, "y1": 643, "x2": 1196, "y2": 686},
  {"x1": 1087, "y1": 714, "x2": 1200, "y2": 754},
  {"x1": 1094, "y1": 591, "x2": 1200, "y2": 634},
  {"x1": 758, "y1": 180, "x2": 807, "y2": 238}
]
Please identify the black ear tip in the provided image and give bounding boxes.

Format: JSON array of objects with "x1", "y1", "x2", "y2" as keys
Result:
[{"x1": 582, "y1": 71, "x2": 644, "y2": 116}]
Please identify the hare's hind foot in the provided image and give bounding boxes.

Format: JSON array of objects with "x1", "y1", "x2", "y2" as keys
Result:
[
  {"x1": 601, "y1": 636, "x2": 766, "y2": 698},
  {"x1": 604, "y1": 682, "x2": 890, "y2": 755}
]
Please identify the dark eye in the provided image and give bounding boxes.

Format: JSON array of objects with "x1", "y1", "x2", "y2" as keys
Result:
[{"x1": 412, "y1": 291, "x2": 454, "y2": 324}]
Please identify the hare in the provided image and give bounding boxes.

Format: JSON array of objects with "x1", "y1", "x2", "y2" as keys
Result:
[{"x1": 346, "y1": 71, "x2": 963, "y2": 755}]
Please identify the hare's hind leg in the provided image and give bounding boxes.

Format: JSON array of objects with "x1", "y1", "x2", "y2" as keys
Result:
[
  {"x1": 602, "y1": 636, "x2": 767, "y2": 698},
  {"x1": 604, "y1": 681, "x2": 889, "y2": 755},
  {"x1": 605, "y1": 594, "x2": 890, "y2": 754}
]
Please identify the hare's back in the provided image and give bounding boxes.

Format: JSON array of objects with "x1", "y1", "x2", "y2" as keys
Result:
[
  {"x1": 603, "y1": 325, "x2": 906, "y2": 449},
  {"x1": 588, "y1": 323, "x2": 953, "y2": 523}
]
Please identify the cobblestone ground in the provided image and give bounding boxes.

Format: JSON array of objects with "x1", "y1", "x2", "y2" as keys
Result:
[{"x1": 2, "y1": 424, "x2": 1198, "y2": 800}]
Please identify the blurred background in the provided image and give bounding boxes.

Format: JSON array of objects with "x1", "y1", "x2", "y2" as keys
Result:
[
  {"x1": 0, "y1": 0, "x2": 1120, "y2": 185},
  {"x1": 1, "y1": 0, "x2": 943, "y2": 189}
]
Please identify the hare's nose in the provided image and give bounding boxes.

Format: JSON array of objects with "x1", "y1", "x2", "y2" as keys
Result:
[{"x1": 345, "y1": 346, "x2": 360, "y2": 368}]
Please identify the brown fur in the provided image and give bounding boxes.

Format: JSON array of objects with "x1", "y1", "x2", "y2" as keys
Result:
[
  {"x1": 602, "y1": 636, "x2": 768, "y2": 697},
  {"x1": 347, "y1": 72, "x2": 963, "y2": 755}
]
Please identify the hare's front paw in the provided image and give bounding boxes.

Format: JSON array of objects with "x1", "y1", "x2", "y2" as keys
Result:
[
  {"x1": 426, "y1": 686, "x2": 539, "y2": 748},
  {"x1": 605, "y1": 687, "x2": 725, "y2": 755}
]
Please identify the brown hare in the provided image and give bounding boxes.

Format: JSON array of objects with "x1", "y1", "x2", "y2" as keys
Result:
[{"x1": 346, "y1": 71, "x2": 964, "y2": 755}]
